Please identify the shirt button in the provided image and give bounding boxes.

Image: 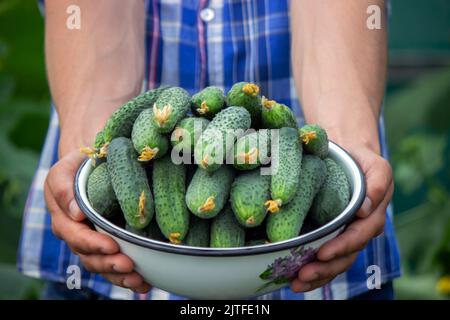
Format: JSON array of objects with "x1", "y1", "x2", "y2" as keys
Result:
[{"x1": 200, "y1": 8, "x2": 215, "y2": 22}]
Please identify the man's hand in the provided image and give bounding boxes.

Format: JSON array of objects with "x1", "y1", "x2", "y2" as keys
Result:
[
  {"x1": 44, "y1": 150, "x2": 151, "y2": 293},
  {"x1": 290, "y1": 0, "x2": 390, "y2": 292},
  {"x1": 291, "y1": 145, "x2": 393, "y2": 292},
  {"x1": 44, "y1": 0, "x2": 147, "y2": 292}
]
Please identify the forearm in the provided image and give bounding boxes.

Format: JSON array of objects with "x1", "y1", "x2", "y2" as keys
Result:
[
  {"x1": 45, "y1": 0, "x2": 145, "y2": 156},
  {"x1": 292, "y1": 0, "x2": 387, "y2": 153}
]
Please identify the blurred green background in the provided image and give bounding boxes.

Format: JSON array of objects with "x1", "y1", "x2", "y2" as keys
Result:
[{"x1": 0, "y1": 0, "x2": 449, "y2": 299}]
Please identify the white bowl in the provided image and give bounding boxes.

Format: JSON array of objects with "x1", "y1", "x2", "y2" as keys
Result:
[{"x1": 74, "y1": 141, "x2": 365, "y2": 299}]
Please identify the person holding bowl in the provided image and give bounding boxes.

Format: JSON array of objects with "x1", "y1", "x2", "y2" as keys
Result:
[{"x1": 18, "y1": 0, "x2": 400, "y2": 300}]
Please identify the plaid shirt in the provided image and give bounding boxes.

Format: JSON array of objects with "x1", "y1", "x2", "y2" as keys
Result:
[{"x1": 18, "y1": 0, "x2": 400, "y2": 300}]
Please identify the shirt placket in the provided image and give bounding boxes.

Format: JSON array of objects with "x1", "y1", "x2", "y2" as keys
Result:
[{"x1": 197, "y1": 0, "x2": 211, "y2": 89}]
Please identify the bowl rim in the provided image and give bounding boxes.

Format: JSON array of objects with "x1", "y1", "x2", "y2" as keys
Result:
[{"x1": 74, "y1": 141, "x2": 366, "y2": 257}]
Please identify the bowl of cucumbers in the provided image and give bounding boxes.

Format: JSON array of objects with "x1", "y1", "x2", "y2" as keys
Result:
[{"x1": 74, "y1": 83, "x2": 366, "y2": 299}]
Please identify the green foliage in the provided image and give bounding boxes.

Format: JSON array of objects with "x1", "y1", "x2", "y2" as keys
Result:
[
  {"x1": 395, "y1": 202, "x2": 450, "y2": 275},
  {"x1": 0, "y1": 263, "x2": 43, "y2": 299},
  {"x1": 0, "y1": 101, "x2": 48, "y2": 195},
  {"x1": 0, "y1": 0, "x2": 48, "y2": 298},
  {"x1": 0, "y1": 0, "x2": 49, "y2": 101},
  {"x1": 393, "y1": 134, "x2": 447, "y2": 195},
  {"x1": 434, "y1": 218, "x2": 450, "y2": 275},
  {"x1": 386, "y1": 67, "x2": 450, "y2": 299},
  {"x1": 394, "y1": 274, "x2": 447, "y2": 300}
]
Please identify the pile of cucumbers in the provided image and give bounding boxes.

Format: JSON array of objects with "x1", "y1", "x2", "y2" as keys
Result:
[{"x1": 84, "y1": 83, "x2": 351, "y2": 247}]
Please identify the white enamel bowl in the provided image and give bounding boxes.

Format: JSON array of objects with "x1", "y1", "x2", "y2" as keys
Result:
[{"x1": 74, "y1": 141, "x2": 365, "y2": 299}]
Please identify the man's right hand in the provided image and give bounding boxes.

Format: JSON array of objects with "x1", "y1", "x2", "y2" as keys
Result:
[{"x1": 44, "y1": 149, "x2": 151, "y2": 293}]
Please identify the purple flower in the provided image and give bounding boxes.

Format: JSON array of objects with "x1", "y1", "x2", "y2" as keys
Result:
[{"x1": 259, "y1": 247, "x2": 316, "y2": 285}]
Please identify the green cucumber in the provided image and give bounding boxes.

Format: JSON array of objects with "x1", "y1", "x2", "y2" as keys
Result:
[
  {"x1": 266, "y1": 127, "x2": 302, "y2": 213},
  {"x1": 309, "y1": 157, "x2": 351, "y2": 226},
  {"x1": 171, "y1": 117, "x2": 210, "y2": 155},
  {"x1": 81, "y1": 88, "x2": 166, "y2": 160},
  {"x1": 93, "y1": 130, "x2": 105, "y2": 149},
  {"x1": 107, "y1": 137, "x2": 153, "y2": 229},
  {"x1": 267, "y1": 155, "x2": 326, "y2": 242},
  {"x1": 186, "y1": 165, "x2": 235, "y2": 219},
  {"x1": 299, "y1": 124, "x2": 329, "y2": 159},
  {"x1": 194, "y1": 106, "x2": 251, "y2": 172},
  {"x1": 131, "y1": 108, "x2": 169, "y2": 162},
  {"x1": 233, "y1": 129, "x2": 271, "y2": 170},
  {"x1": 80, "y1": 130, "x2": 107, "y2": 163},
  {"x1": 153, "y1": 155, "x2": 189, "y2": 244},
  {"x1": 184, "y1": 216, "x2": 210, "y2": 247},
  {"x1": 87, "y1": 162, "x2": 119, "y2": 218},
  {"x1": 210, "y1": 206, "x2": 245, "y2": 248},
  {"x1": 191, "y1": 86, "x2": 226, "y2": 119},
  {"x1": 152, "y1": 87, "x2": 191, "y2": 133},
  {"x1": 103, "y1": 88, "x2": 166, "y2": 143},
  {"x1": 230, "y1": 170, "x2": 271, "y2": 228},
  {"x1": 226, "y1": 82, "x2": 262, "y2": 126},
  {"x1": 261, "y1": 97, "x2": 297, "y2": 129}
]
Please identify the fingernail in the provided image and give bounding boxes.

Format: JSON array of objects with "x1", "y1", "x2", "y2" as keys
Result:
[
  {"x1": 123, "y1": 278, "x2": 133, "y2": 288},
  {"x1": 69, "y1": 200, "x2": 79, "y2": 218},
  {"x1": 291, "y1": 280, "x2": 311, "y2": 293},
  {"x1": 360, "y1": 197, "x2": 372, "y2": 217}
]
